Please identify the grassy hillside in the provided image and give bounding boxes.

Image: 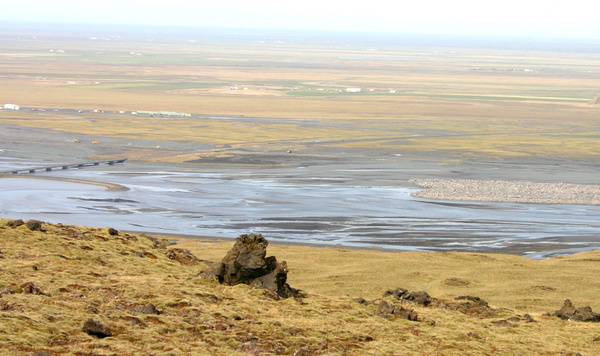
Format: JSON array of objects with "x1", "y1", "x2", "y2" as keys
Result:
[{"x1": 1, "y1": 218, "x2": 599, "y2": 355}]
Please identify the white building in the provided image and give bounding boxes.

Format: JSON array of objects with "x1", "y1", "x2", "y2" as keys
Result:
[
  {"x1": 345, "y1": 88, "x2": 362, "y2": 93},
  {"x1": 3, "y1": 104, "x2": 20, "y2": 110}
]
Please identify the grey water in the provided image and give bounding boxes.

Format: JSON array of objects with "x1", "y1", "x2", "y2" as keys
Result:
[{"x1": 1, "y1": 162, "x2": 599, "y2": 259}]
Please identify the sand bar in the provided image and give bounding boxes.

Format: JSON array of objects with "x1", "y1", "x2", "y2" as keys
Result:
[{"x1": 411, "y1": 179, "x2": 600, "y2": 205}]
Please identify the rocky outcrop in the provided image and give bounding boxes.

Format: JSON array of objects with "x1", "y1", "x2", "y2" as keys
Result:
[
  {"x1": 551, "y1": 299, "x2": 600, "y2": 322},
  {"x1": 166, "y1": 248, "x2": 202, "y2": 266},
  {"x1": 6, "y1": 219, "x2": 24, "y2": 228},
  {"x1": 375, "y1": 301, "x2": 418, "y2": 321},
  {"x1": 5, "y1": 219, "x2": 44, "y2": 231},
  {"x1": 383, "y1": 288, "x2": 432, "y2": 306},
  {"x1": 82, "y1": 319, "x2": 112, "y2": 338},
  {"x1": 201, "y1": 234, "x2": 302, "y2": 298}
]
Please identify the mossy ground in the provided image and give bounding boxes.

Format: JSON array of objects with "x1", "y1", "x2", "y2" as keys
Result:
[{"x1": 1, "y1": 218, "x2": 599, "y2": 355}]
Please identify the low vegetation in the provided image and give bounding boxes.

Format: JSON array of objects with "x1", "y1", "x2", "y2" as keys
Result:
[{"x1": 1, "y1": 218, "x2": 599, "y2": 355}]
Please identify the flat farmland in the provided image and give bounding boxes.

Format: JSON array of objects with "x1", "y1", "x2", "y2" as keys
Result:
[{"x1": 0, "y1": 28, "x2": 599, "y2": 162}]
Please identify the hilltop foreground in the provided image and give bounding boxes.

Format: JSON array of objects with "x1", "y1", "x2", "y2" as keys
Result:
[{"x1": 1, "y1": 218, "x2": 599, "y2": 355}]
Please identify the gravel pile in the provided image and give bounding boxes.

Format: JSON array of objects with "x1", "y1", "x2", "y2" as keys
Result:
[{"x1": 410, "y1": 179, "x2": 600, "y2": 205}]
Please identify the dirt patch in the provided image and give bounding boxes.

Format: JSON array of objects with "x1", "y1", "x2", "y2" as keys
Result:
[{"x1": 443, "y1": 278, "x2": 471, "y2": 287}]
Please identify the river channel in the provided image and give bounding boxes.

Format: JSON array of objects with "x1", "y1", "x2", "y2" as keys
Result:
[{"x1": 1, "y1": 158, "x2": 599, "y2": 259}]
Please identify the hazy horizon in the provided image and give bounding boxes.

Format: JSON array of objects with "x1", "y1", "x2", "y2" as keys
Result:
[
  {"x1": 2, "y1": 20, "x2": 599, "y2": 54},
  {"x1": 1, "y1": 0, "x2": 598, "y2": 41}
]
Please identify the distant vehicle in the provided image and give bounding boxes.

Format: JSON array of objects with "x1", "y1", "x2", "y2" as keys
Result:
[{"x1": 3, "y1": 104, "x2": 20, "y2": 110}]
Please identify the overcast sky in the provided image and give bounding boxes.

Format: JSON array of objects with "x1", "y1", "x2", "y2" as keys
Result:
[{"x1": 1, "y1": 0, "x2": 598, "y2": 39}]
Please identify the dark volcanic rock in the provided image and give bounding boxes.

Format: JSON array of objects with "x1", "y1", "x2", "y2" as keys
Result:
[
  {"x1": 456, "y1": 295, "x2": 489, "y2": 307},
  {"x1": 82, "y1": 319, "x2": 112, "y2": 338},
  {"x1": 202, "y1": 234, "x2": 302, "y2": 298},
  {"x1": 21, "y1": 282, "x2": 50, "y2": 296},
  {"x1": 383, "y1": 288, "x2": 408, "y2": 299},
  {"x1": 129, "y1": 304, "x2": 161, "y2": 315},
  {"x1": 383, "y1": 288, "x2": 432, "y2": 306},
  {"x1": 552, "y1": 299, "x2": 600, "y2": 322},
  {"x1": 405, "y1": 291, "x2": 432, "y2": 306},
  {"x1": 6, "y1": 219, "x2": 24, "y2": 227},
  {"x1": 376, "y1": 300, "x2": 418, "y2": 321},
  {"x1": 107, "y1": 228, "x2": 119, "y2": 236},
  {"x1": 166, "y1": 248, "x2": 202, "y2": 266},
  {"x1": 25, "y1": 220, "x2": 44, "y2": 231}
]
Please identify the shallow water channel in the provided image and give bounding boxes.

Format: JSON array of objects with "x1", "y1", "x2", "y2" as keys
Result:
[{"x1": 1, "y1": 162, "x2": 599, "y2": 259}]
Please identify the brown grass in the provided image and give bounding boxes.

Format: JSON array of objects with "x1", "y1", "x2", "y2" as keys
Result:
[{"x1": 1, "y1": 218, "x2": 600, "y2": 355}]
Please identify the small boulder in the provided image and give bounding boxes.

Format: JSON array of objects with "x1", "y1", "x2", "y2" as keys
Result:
[
  {"x1": 405, "y1": 291, "x2": 432, "y2": 306},
  {"x1": 456, "y1": 295, "x2": 489, "y2": 308},
  {"x1": 129, "y1": 304, "x2": 161, "y2": 315},
  {"x1": 383, "y1": 288, "x2": 408, "y2": 299},
  {"x1": 166, "y1": 248, "x2": 202, "y2": 266},
  {"x1": 107, "y1": 228, "x2": 119, "y2": 236},
  {"x1": 21, "y1": 282, "x2": 50, "y2": 296},
  {"x1": 25, "y1": 220, "x2": 44, "y2": 231},
  {"x1": 376, "y1": 300, "x2": 418, "y2": 321},
  {"x1": 82, "y1": 319, "x2": 112, "y2": 338},
  {"x1": 6, "y1": 219, "x2": 24, "y2": 228},
  {"x1": 383, "y1": 288, "x2": 432, "y2": 306}
]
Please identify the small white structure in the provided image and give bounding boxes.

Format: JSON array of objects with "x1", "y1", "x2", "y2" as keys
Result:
[
  {"x1": 346, "y1": 88, "x2": 362, "y2": 93},
  {"x1": 3, "y1": 104, "x2": 20, "y2": 110}
]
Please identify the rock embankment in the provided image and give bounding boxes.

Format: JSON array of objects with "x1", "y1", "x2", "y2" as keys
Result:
[{"x1": 410, "y1": 179, "x2": 600, "y2": 205}]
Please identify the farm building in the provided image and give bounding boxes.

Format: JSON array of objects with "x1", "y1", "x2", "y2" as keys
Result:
[
  {"x1": 345, "y1": 88, "x2": 362, "y2": 93},
  {"x1": 3, "y1": 104, "x2": 20, "y2": 110}
]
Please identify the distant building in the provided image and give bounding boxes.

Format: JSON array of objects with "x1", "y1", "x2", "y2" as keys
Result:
[
  {"x1": 3, "y1": 104, "x2": 20, "y2": 110},
  {"x1": 346, "y1": 88, "x2": 362, "y2": 93}
]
